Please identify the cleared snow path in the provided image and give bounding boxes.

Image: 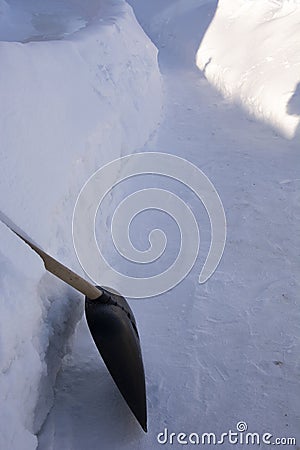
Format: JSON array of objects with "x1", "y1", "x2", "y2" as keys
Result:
[{"x1": 38, "y1": 1, "x2": 300, "y2": 449}]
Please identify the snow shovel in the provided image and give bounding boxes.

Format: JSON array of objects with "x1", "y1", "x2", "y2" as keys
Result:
[{"x1": 0, "y1": 212, "x2": 147, "y2": 432}]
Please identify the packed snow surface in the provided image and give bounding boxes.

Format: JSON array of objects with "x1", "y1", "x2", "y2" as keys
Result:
[
  {"x1": 196, "y1": 0, "x2": 300, "y2": 138},
  {"x1": 1, "y1": 0, "x2": 299, "y2": 449}
]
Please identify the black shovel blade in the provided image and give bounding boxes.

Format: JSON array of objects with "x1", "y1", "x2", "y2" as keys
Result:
[{"x1": 85, "y1": 288, "x2": 147, "y2": 432}]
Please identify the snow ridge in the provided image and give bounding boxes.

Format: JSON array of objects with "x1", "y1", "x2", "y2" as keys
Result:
[
  {"x1": 196, "y1": 0, "x2": 300, "y2": 138},
  {"x1": 0, "y1": 1, "x2": 162, "y2": 448}
]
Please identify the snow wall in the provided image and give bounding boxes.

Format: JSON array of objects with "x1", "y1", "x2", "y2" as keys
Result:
[
  {"x1": 196, "y1": 0, "x2": 300, "y2": 139},
  {"x1": 0, "y1": 1, "x2": 162, "y2": 448}
]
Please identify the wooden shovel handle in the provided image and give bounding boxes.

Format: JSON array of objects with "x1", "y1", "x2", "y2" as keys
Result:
[
  {"x1": 30, "y1": 241, "x2": 102, "y2": 300},
  {"x1": 0, "y1": 212, "x2": 102, "y2": 300}
]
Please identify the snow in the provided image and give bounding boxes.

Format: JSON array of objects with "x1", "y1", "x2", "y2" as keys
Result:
[
  {"x1": 196, "y1": 0, "x2": 300, "y2": 139},
  {"x1": 1, "y1": 0, "x2": 300, "y2": 449},
  {"x1": 0, "y1": 1, "x2": 162, "y2": 448}
]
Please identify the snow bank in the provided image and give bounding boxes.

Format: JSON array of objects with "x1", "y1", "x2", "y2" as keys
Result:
[
  {"x1": 0, "y1": 1, "x2": 162, "y2": 448},
  {"x1": 196, "y1": 0, "x2": 300, "y2": 138}
]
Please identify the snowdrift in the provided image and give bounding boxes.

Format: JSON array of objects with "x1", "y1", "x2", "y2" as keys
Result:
[
  {"x1": 196, "y1": 0, "x2": 300, "y2": 139},
  {"x1": 0, "y1": 1, "x2": 162, "y2": 448}
]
